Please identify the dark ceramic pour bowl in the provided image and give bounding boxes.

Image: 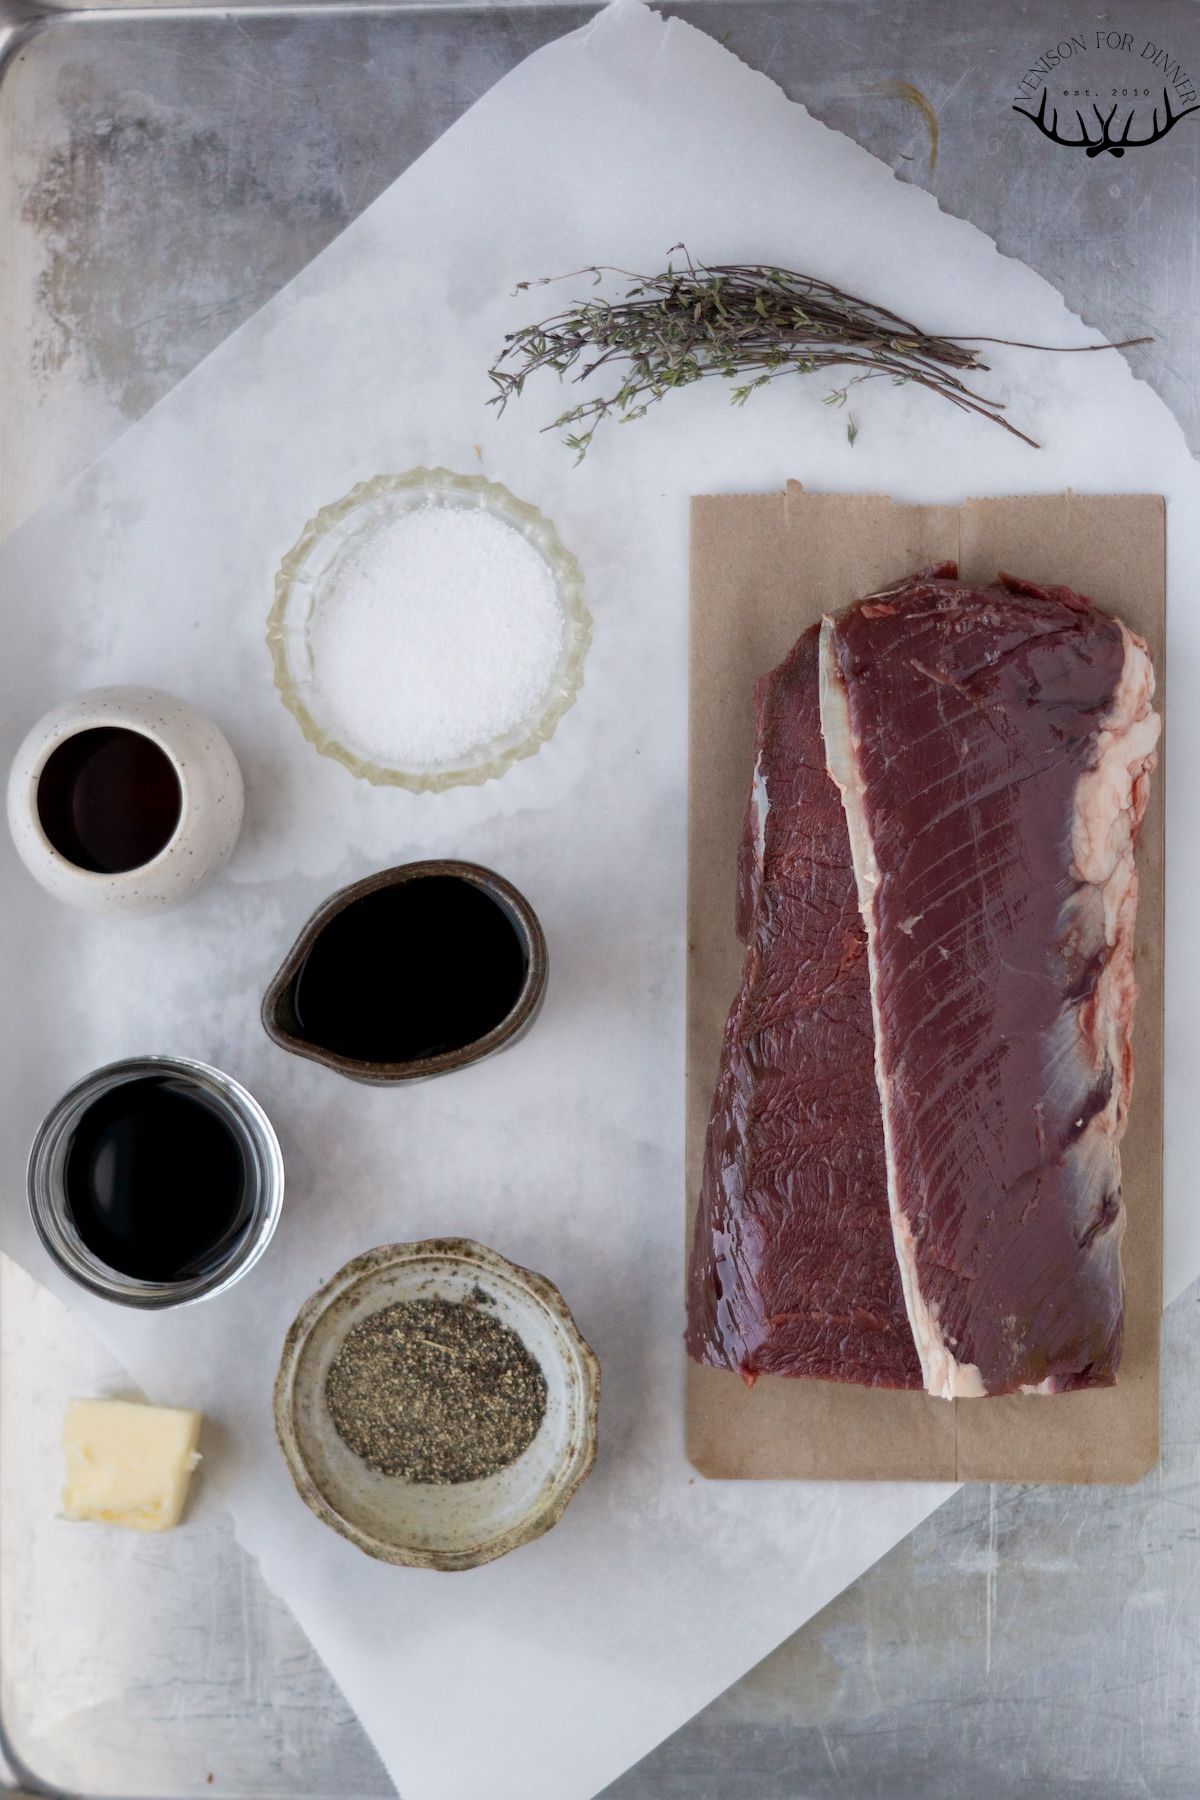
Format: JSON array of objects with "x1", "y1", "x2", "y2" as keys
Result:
[{"x1": 262, "y1": 860, "x2": 548, "y2": 1085}]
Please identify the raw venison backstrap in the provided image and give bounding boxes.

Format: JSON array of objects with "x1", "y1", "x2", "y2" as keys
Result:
[
  {"x1": 819, "y1": 570, "x2": 1160, "y2": 1398},
  {"x1": 686, "y1": 626, "x2": 921, "y2": 1388}
]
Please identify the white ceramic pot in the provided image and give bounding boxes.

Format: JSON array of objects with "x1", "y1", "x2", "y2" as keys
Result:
[{"x1": 7, "y1": 687, "x2": 244, "y2": 915}]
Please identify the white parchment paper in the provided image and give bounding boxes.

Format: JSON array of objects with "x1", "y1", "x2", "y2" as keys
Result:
[{"x1": 1, "y1": 5, "x2": 1197, "y2": 1796}]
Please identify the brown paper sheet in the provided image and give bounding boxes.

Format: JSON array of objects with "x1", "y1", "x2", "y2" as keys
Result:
[{"x1": 686, "y1": 488, "x2": 1165, "y2": 1485}]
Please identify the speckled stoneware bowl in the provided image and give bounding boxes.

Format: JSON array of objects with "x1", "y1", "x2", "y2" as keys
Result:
[
  {"x1": 6, "y1": 686, "x2": 243, "y2": 915},
  {"x1": 274, "y1": 1240, "x2": 599, "y2": 1571},
  {"x1": 261, "y1": 860, "x2": 548, "y2": 1085},
  {"x1": 267, "y1": 467, "x2": 590, "y2": 792}
]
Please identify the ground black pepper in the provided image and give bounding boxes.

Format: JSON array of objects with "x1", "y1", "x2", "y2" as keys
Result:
[{"x1": 324, "y1": 1296, "x2": 548, "y2": 1483}]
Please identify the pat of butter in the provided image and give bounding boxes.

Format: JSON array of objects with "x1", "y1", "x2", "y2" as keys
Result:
[{"x1": 62, "y1": 1399, "x2": 203, "y2": 1533}]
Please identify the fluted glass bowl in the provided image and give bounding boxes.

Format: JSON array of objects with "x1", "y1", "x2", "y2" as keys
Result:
[{"x1": 268, "y1": 469, "x2": 590, "y2": 792}]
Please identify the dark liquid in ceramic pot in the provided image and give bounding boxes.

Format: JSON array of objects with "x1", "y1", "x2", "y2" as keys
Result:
[
  {"x1": 64, "y1": 1074, "x2": 252, "y2": 1283},
  {"x1": 293, "y1": 876, "x2": 528, "y2": 1064},
  {"x1": 37, "y1": 727, "x2": 182, "y2": 874}
]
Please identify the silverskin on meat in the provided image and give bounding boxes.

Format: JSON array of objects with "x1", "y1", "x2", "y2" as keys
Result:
[
  {"x1": 688, "y1": 566, "x2": 1158, "y2": 1402},
  {"x1": 821, "y1": 568, "x2": 1159, "y2": 1398}
]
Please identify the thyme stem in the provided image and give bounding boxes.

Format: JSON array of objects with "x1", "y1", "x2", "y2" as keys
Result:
[{"x1": 487, "y1": 251, "x2": 1148, "y2": 459}]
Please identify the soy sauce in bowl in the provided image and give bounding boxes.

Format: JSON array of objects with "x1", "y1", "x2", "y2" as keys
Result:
[{"x1": 36, "y1": 727, "x2": 182, "y2": 874}]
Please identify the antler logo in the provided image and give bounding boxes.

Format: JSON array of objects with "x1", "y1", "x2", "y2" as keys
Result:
[{"x1": 1014, "y1": 84, "x2": 1199, "y2": 155}]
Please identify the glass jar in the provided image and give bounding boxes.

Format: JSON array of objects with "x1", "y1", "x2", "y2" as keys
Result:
[{"x1": 28, "y1": 1055, "x2": 284, "y2": 1308}]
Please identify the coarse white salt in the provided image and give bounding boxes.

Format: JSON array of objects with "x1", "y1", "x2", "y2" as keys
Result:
[{"x1": 309, "y1": 505, "x2": 566, "y2": 768}]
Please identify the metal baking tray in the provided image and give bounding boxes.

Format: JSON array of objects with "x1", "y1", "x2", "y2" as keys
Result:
[{"x1": 0, "y1": 2, "x2": 1196, "y2": 1796}]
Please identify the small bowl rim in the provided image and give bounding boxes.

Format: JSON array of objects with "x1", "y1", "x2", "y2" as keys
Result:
[
  {"x1": 261, "y1": 859, "x2": 548, "y2": 1083},
  {"x1": 266, "y1": 467, "x2": 591, "y2": 793},
  {"x1": 273, "y1": 1238, "x2": 600, "y2": 1571}
]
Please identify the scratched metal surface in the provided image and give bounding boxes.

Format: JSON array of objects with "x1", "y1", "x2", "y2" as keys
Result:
[{"x1": 0, "y1": 1, "x2": 1197, "y2": 1795}]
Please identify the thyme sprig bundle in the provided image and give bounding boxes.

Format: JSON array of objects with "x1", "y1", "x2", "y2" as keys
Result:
[{"x1": 488, "y1": 251, "x2": 1149, "y2": 458}]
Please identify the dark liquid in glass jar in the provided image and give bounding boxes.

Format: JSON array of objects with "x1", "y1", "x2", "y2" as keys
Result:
[
  {"x1": 37, "y1": 727, "x2": 182, "y2": 874},
  {"x1": 293, "y1": 876, "x2": 528, "y2": 1064},
  {"x1": 64, "y1": 1074, "x2": 252, "y2": 1283}
]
